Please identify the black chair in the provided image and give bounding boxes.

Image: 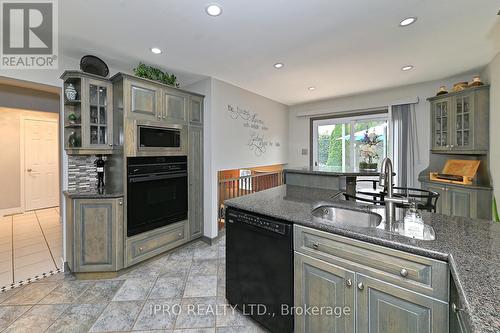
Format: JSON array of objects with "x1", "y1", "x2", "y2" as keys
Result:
[{"x1": 343, "y1": 180, "x2": 440, "y2": 213}]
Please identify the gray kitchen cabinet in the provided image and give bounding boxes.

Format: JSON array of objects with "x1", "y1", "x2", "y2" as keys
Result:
[
  {"x1": 68, "y1": 197, "x2": 124, "y2": 273},
  {"x1": 431, "y1": 97, "x2": 451, "y2": 151},
  {"x1": 429, "y1": 86, "x2": 489, "y2": 154},
  {"x1": 189, "y1": 125, "x2": 203, "y2": 239},
  {"x1": 356, "y1": 273, "x2": 448, "y2": 333},
  {"x1": 61, "y1": 71, "x2": 114, "y2": 155},
  {"x1": 294, "y1": 225, "x2": 450, "y2": 333},
  {"x1": 130, "y1": 81, "x2": 162, "y2": 120},
  {"x1": 421, "y1": 181, "x2": 492, "y2": 219},
  {"x1": 164, "y1": 89, "x2": 187, "y2": 123},
  {"x1": 125, "y1": 221, "x2": 187, "y2": 267},
  {"x1": 189, "y1": 95, "x2": 204, "y2": 125},
  {"x1": 449, "y1": 276, "x2": 471, "y2": 333},
  {"x1": 294, "y1": 253, "x2": 355, "y2": 333}
]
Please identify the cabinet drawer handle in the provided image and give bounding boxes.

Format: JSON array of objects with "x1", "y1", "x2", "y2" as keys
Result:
[
  {"x1": 357, "y1": 282, "x2": 364, "y2": 290},
  {"x1": 451, "y1": 303, "x2": 462, "y2": 313},
  {"x1": 400, "y1": 268, "x2": 409, "y2": 277},
  {"x1": 312, "y1": 242, "x2": 320, "y2": 250},
  {"x1": 346, "y1": 279, "x2": 352, "y2": 287}
]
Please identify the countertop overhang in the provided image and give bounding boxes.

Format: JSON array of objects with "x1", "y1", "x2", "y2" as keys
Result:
[
  {"x1": 224, "y1": 185, "x2": 500, "y2": 333},
  {"x1": 285, "y1": 165, "x2": 381, "y2": 177}
]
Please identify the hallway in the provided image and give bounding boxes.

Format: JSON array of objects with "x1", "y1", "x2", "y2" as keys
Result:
[{"x1": 0, "y1": 207, "x2": 62, "y2": 290}]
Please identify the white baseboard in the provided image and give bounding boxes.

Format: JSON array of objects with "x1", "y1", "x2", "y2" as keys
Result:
[{"x1": 0, "y1": 207, "x2": 23, "y2": 217}]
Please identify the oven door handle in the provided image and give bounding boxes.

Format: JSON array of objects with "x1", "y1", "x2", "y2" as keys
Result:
[{"x1": 128, "y1": 172, "x2": 187, "y2": 183}]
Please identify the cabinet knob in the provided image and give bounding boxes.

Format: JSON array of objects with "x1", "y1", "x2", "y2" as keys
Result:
[
  {"x1": 357, "y1": 282, "x2": 364, "y2": 290},
  {"x1": 157, "y1": 115, "x2": 161, "y2": 119},
  {"x1": 109, "y1": 143, "x2": 113, "y2": 147},
  {"x1": 312, "y1": 242, "x2": 320, "y2": 250},
  {"x1": 400, "y1": 268, "x2": 409, "y2": 277},
  {"x1": 346, "y1": 279, "x2": 352, "y2": 287},
  {"x1": 162, "y1": 115, "x2": 166, "y2": 119},
  {"x1": 118, "y1": 200, "x2": 123, "y2": 205},
  {"x1": 178, "y1": 232, "x2": 183, "y2": 238},
  {"x1": 451, "y1": 145, "x2": 455, "y2": 148},
  {"x1": 139, "y1": 247, "x2": 143, "y2": 252},
  {"x1": 451, "y1": 303, "x2": 462, "y2": 313}
]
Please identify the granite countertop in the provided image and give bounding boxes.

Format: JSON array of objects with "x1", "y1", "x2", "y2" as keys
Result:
[
  {"x1": 224, "y1": 185, "x2": 500, "y2": 333},
  {"x1": 63, "y1": 190, "x2": 124, "y2": 199},
  {"x1": 285, "y1": 165, "x2": 380, "y2": 177}
]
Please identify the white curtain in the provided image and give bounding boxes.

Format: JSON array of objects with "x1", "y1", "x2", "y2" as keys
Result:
[{"x1": 389, "y1": 103, "x2": 420, "y2": 188}]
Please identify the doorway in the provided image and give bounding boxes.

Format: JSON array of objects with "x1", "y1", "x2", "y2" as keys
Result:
[{"x1": 0, "y1": 108, "x2": 61, "y2": 289}]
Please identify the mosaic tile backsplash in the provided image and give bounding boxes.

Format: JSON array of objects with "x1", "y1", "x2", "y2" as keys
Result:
[{"x1": 67, "y1": 155, "x2": 101, "y2": 191}]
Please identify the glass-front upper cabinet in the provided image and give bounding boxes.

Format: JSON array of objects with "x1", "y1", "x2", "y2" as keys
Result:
[
  {"x1": 428, "y1": 85, "x2": 489, "y2": 154},
  {"x1": 431, "y1": 98, "x2": 451, "y2": 151},
  {"x1": 61, "y1": 71, "x2": 113, "y2": 154},
  {"x1": 453, "y1": 94, "x2": 473, "y2": 150},
  {"x1": 88, "y1": 81, "x2": 111, "y2": 147}
]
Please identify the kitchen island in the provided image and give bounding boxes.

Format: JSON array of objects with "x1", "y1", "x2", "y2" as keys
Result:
[
  {"x1": 284, "y1": 165, "x2": 380, "y2": 196},
  {"x1": 225, "y1": 185, "x2": 500, "y2": 333}
]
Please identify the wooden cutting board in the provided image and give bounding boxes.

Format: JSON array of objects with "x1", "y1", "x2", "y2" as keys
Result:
[
  {"x1": 429, "y1": 159, "x2": 480, "y2": 185},
  {"x1": 442, "y1": 159, "x2": 480, "y2": 177}
]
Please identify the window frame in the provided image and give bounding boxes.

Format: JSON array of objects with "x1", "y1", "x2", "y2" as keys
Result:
[{"x1": 310, "y1": 110, "x2": 389, "y2": 168}]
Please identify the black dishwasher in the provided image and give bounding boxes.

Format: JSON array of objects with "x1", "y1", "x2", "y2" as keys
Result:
[{"x1": 226, "y1": 207, "x2": 294, "y2": 333}]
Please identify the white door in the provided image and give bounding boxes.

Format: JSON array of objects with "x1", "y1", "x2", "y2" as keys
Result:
[{"x1": 24, "y1": 118, "x2": 59, "y2": 211}]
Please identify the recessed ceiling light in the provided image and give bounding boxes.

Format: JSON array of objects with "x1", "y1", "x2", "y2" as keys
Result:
[
  {"x1": 150, "y1": 47, "x2": 162, "y2": 54},
  {"x1": 308, "y1": 86, "x2": 316, "y2": 91},
  {"x1": 401, "y1": 65, "x2": 414, "y2": 71},
  {"x1": 399, "y1": 17, "x2": 417, "y2": 27},
  {"x1": 206, "y1": 4, "x2": 222, "y2": 16},
  {"x1": 273, "y1": 63, "x2": 284, "y2": 69}
]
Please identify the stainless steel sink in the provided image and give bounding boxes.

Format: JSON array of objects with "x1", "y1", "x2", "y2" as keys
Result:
[{"x1": 311, "y1": 203, "x2": 382, "y2": 228}]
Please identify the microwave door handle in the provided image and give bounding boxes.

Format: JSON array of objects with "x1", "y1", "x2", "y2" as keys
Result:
[{"x1": 129, "y1": 172, "x2": 187, "y2": 183}]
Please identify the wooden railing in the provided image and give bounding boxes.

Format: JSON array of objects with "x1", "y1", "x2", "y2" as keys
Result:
[{"x1": 218, "y1": 170, "x2": 285, "y2": 221}]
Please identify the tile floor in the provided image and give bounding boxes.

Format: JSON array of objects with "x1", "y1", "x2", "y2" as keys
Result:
[
  {"x1": 0, "y1": 235, "x2": 269, "y2": 332},
  {"x1": 0, "y1": 207, "x2": 62, "y2": 289}
]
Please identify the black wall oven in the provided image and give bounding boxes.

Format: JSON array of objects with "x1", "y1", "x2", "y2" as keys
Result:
[{"x1": 127, "y1": 156, "x2": 188, "y2": 237}]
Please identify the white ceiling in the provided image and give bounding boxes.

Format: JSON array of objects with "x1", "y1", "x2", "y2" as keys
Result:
[{"x1": 60, "y1": 0, "x2": 500, "y2": 105}]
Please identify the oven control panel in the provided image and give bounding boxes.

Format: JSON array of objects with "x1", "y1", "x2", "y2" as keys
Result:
[{"x1": 227, "y1": 210, "x2": 287, "y2": 235}]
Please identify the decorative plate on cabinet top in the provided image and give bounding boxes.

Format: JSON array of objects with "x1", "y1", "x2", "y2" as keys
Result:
[{"x1": 80, "y1": 55, "x2": 109, "y2": 77}]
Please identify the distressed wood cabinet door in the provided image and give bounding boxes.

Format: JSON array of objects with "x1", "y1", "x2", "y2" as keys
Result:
[
  {"x1": 356, "y1": 274, "x2": 448, "y2": 333},
  {"x1": 164, "y1": 89, "x2": 187, "y2": 123},
  {"x1": 451, "y1": 93, "x2": 474, "y2": 151},
  {"x1": 294, "y1": 253, "x2": 355, "y2": 333},
  {"x1": 189, "y1": 96, "x2": 203, "y2": 125},
  {"x1": 130, "y1": 82, "x2": 161, "y2": 120},
  {"x1": 431, "y1": 98, "x2": 452, "y2": 151},
  {"x1": 74, "y1": 197, "x2": 123, "y2": 272},
  {"x1": 188, "y1": 126, "x2": 203, "y2": 239}
]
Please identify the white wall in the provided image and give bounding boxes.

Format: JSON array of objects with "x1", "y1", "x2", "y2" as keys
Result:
[
  {"x1": 288, "y1": 71, "x2": 479, "y2": 186},
  {"x1": 187, "y1": 77, "x2": 289, "y2": 238},
  {"x1": 481, "y1": 52, "x2": 500, "y2": 203}
]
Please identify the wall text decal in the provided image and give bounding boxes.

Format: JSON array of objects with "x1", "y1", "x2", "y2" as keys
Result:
[{"x1": 227, "y1": 104, "x2": 280, "y2": 156}]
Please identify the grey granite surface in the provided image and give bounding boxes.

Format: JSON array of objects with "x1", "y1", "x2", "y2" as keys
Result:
[
  {"x1": 285, "y1": 165, "x2": 380, "y2": 176},
  {"x1": 224, "y1": 185, "x2": 500, "y2": 333},
  {"x1": 63, "y1": 190, "x2": 123, "y2": 199}
]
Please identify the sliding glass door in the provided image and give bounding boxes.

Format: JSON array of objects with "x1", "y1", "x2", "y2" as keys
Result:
[{"x1": 312, "y1": 114, "x2": 388, "y2": 170}]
